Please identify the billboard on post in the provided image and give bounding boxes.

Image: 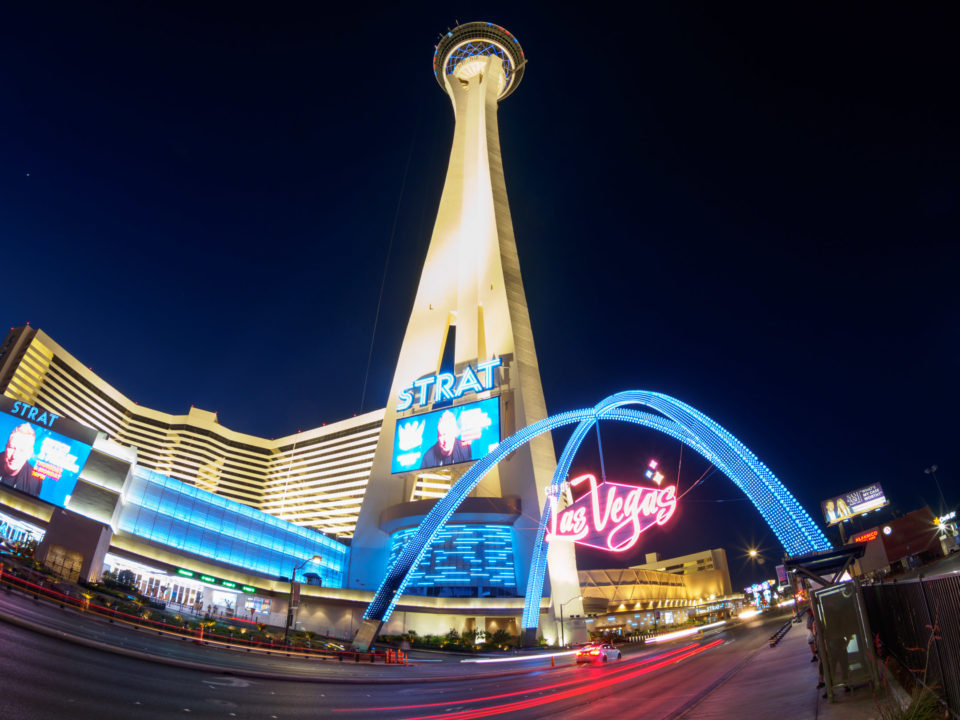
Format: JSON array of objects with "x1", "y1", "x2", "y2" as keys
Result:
[
  {"x1": 0, "y1": 397, "x2": 97, "y2": 508},
  {"x1": 391, "y1": 396, "x2": 500, "y2": 473},
  {"x1": 820, "y1": 482, "x2": 888, "y2": 526}
]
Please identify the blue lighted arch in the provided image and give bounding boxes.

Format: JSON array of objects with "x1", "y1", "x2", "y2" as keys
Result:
[
  {"x1": 520, "y1": 391, "x2": 832, "y2": 629},
  {"x1": 363, "y1": 391, "x2": 831, "y2": 627}
]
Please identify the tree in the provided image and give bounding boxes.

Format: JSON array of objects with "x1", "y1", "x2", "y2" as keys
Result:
[{"x1": 487, "y1": 629, "x2": 512, "y2": 649}]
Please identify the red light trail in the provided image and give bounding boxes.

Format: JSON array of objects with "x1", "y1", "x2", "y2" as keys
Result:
[
  {"x1": 332, "y1": 643, "x2": 697, "y2": 713},
  {"x1": 332, "y1": 639, "x2": 723, "y2": 718}
]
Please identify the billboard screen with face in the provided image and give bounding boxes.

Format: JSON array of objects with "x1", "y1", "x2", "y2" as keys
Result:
[
  {"x1": 0, "y1": 397, "x2": 97, "y2": 508},
  {"x1": 391, "y1": 397, "x2": 500, "y2": 473},
  {"x1": 820, "y1": 482, "x2": 888, "y2": 526}
]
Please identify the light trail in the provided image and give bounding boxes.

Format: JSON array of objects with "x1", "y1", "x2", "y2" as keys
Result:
[
  {"x1": 331, "y1": 643, "x2": 702, "y2": 713},
  {"x1": 645, "y1": 619, "x2": 728, "y2": 644},
  {"x1": 461, "y1": 649, "x2": 579, "y2": 664},
  {"x1": 405, "y1": 639, "x2": 724, "y2": 720}
]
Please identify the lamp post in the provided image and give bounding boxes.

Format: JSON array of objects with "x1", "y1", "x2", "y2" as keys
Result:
[
  {"x1": 558, "y1": 595, "x2": 582, "y2": 648},
  {"x1": 283, "y1": 555, "x2": 321, "y2": 643},
  {"x1": 924, "y1": 465, "x2": 947, "y2": 515}
]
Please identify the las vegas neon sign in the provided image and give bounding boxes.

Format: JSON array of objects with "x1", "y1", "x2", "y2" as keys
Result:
[
  {"x1": 397, "y1": 358, "x2": 501, "y2": 411},
  {"x1": 545, "y1": 472, "x2": 678, "y2": 552}
]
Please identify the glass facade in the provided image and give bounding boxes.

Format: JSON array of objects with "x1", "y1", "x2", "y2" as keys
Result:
[
  {"x1": 389, "y1": 523, "x2": 517, "y2": 598},
  {"x1": 118, "y1": 467, "x2": 348, "y2": 587},
  {"x1": 0, "y1": 510, "x2": 45, "y2": 546}
]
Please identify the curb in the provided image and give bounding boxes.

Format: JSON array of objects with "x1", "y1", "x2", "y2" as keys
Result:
[{"x1": 0, "y1": 606, "x2": 568, "y2": 684}]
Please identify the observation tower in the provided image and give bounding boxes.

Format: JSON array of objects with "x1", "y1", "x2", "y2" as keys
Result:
[{"x1": 350, "y1": 22, "x2": 582, "y2": 645}]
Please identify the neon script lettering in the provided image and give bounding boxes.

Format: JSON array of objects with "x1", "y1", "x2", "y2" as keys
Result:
[
  {"x1": 397, "y1": 358, "x2": 501, "y2": 411},
  {"x1": 545, "y1": 474, "x2": 678, "y2": 552}
]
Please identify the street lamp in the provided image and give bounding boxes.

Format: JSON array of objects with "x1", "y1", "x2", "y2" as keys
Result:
[
  {"x1": 283, "y1": 555, "x2": 322, "y2": 643},
  {"x1": 924, "y1": 465, "x2": 947, "y2": 515},
  {"x1": 558, "y1": 594, "x2": 582, "y2": 648}
]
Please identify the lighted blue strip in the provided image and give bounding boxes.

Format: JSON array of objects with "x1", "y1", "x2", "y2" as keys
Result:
[{"x1": 119, "y1": 467, "x2": 349, "y2": 587}]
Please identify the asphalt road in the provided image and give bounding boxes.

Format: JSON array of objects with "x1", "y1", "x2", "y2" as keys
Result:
[{"x1": 0, "y1": 605, "x2": 789, "y2": 720}]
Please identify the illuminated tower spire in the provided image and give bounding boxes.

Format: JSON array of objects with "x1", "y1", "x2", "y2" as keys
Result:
[{"x1": 350, "y1": 22, "x2": 581, "y2": 637}]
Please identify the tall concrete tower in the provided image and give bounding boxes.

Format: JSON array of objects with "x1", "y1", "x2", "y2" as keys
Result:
[{"x1": 349, "y1": 22, "x2": 580, "y2": 634}]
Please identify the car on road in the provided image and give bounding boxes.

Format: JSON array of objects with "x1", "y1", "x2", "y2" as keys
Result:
[{"x1": 575, "y1": 642, "x2": 622, "y2": 663}]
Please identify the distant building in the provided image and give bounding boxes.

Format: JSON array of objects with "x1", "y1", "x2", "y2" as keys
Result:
[
  {"x1": 854, "y1": 508, "x2": 945, "y2": 575},
  {"x1": 631, "y1": 549, "x2": 733, "y2": 597},
  {"x1": 575, "y1": 551, "x2": 738, "y2": 639}
]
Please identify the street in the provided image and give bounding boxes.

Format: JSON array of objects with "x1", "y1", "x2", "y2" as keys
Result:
[{"x1": 0, "y1": 609, "x2": 787, "y2": 719}]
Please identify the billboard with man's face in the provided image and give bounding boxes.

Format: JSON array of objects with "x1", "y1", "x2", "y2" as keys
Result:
[
  {"x1": 821, "y1": 482, "x2": 888, "y2": 526},
  {"x1": 391, "y1": 397, "x2": 500, "y2": 473},
  {"x1": 0, "y1": 397, "x2": 97, "y2": 507}
]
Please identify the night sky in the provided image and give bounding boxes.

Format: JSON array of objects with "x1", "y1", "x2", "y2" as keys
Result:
[{"x1": 3, "y1": 4, "x2": 957, "y2": 588}]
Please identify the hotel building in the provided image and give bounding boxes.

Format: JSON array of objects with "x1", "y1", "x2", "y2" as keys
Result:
[{"x1": 1, "y1": 325, "x2": 382, "y2": 538}]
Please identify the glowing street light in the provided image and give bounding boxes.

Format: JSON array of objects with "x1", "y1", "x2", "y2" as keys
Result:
[
  {"x1": 924, "y1": 465, "x2": 947, "y2": 515},
  {"x1": 283, "y1": 554, "x2": 322, "y2": 643},
  {"x1": 558, "y1": 594, "x2": 582, "y2": 648}
]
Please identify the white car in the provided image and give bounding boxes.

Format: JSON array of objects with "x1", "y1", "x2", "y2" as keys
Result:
[{"x1": 575, "y1": 642, "x2": 622, "y2": 663}]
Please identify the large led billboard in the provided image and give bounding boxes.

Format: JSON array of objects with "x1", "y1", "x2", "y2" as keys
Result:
[
  {"x1": 821, "y1": 482, "x2": 888, "y2": 526},
  {"x1": 392, "y1": 397, "x2": 500, "y2": 473},
  {"x1": 0, "y1": 397, "x2": 96, "y2": 507}
]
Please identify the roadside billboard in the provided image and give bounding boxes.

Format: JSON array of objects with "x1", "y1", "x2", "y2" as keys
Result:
[{"x1": 821, "y1": 482, "x2": 888, "y2": 526}]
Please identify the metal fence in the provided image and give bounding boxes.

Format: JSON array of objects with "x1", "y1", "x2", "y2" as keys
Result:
[{"x1": 861, "y1": 573, "x2": 960, "y2": 715}]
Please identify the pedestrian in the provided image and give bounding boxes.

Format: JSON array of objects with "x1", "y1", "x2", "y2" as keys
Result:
[
  {"x1": 805, "y1": 607, "x2": 818, "y2": 663},
  {"x1": 806, "y1": 605, "x2": 825, "y2": 691}
]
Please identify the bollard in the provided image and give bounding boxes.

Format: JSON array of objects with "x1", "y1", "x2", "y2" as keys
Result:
[{"x1": 551, "y1": 656, "x2": 555, "y2": 667}]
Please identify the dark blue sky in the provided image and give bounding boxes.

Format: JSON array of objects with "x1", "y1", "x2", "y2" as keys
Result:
[{"x1": 3, "y1": 3, "x2": 957, "y2": 587}]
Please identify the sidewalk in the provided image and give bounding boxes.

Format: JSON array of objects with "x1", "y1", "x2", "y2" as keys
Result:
[
  {"x1": 677, "y1": 617, "x2": 881, "y2": 720},
  {"x1": 0, "y1": 586, "x2": 571, "y2": 683}
]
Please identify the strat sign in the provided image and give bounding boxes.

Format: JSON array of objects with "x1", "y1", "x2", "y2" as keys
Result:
[
  {"x1": 546, "y1": 473, "x2": 678, "y2": 552},
  {"x1": 397, "y1": 358, "x2": 501, "y2": 411}
]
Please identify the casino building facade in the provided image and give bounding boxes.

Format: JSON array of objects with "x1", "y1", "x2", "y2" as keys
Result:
[
  {"x1": 0, "y1": 327, "x2": 552, "y2": 638},
  {"x1": 0, "y1": 326, "x2": 382, "y2": 538}
]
